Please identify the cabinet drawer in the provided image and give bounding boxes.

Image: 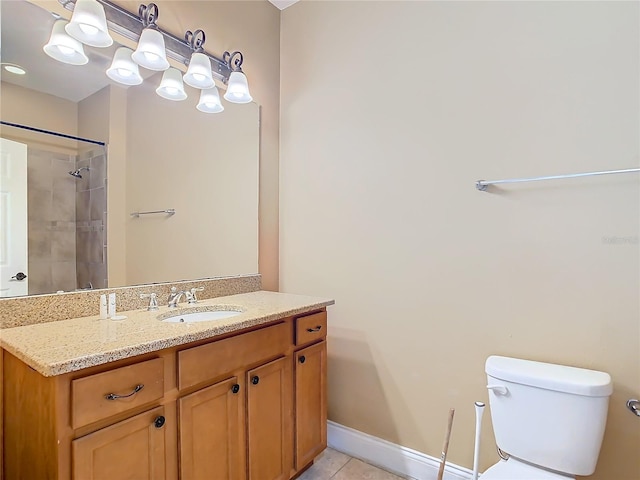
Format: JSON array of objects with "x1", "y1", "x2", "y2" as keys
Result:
[
  {"x1": 71, "y1": 358, "x2": 164, "y2": 429},
  {"x1": 178, "y1": 322, "x2": 291, "y2": 390},
  {"x1": 295, "y1": 311, "x2": 327, "y2": 346}
]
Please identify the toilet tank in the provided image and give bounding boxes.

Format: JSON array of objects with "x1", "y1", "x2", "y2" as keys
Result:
[{"x1": 485, "y1": 356, "x2": 612, "y2": 476}]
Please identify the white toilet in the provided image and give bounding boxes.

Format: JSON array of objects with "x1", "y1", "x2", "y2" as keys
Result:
[{"x1": 483, "y1": 355, "x2": 613, "y2": 479}]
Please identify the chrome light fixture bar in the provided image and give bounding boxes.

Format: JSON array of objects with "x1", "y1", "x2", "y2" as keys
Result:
[{"x1": 58, "y1": 0, "x2": 234, "y2": 84}]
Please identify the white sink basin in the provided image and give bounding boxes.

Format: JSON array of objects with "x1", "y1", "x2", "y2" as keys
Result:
[{"x1": 161, "y1": 310, "x2": 241, "y2": 323}]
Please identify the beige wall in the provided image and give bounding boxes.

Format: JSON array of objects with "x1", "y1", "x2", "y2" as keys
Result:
[
  {"x1": 280, "y1": 2, "x2": 639, "y2": 479},
  {"x1": 0, "y1": 81, "x2": 78, "y2": 153}
]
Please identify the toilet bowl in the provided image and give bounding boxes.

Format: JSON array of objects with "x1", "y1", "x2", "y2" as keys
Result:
[{"x1": 483, "y1": 356, "x2": 612, "y2": 479}]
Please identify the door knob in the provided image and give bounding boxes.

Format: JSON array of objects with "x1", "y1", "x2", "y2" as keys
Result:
[{"x1": 10, "y1": 272, "x2": 27, "y2": 281}]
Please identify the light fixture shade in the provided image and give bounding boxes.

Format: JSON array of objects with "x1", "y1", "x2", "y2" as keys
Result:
[
  {"x1": 156, "y1": 68, "x2": 187, "y2": 101},
  {"x1": 183, "y1": 52, "x2": 215, "y2": 89},
  {"x1": 223, "y1": 71, "x2": 252, "y2": 104},
  {"x1": 197, "y1": 87, "x2": 224, "y2": 113},
  {"x1": 132, "y1": 28, "x2": 170, "y2": 71},
  {"x1": 106, "y1": 47, "x2": 143, "y2": 85},
  {"x1": 43, "y1": 19, "x2": 89, "y2": 66},
  {"x1": 65, "y1": 0, "x2": 113, "y2": 48}
]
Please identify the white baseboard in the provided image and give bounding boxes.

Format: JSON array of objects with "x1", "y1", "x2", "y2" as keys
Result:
[{"x1": 327, "y1": 420, "x2": 474, "y2": 480}]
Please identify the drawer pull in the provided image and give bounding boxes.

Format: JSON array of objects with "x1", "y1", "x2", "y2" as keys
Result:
[
  {"x1": 299, "y1": 355, "x2": 306, "y2": 364},
  {"x1": 251, "y1": 376, "x2": 260, "y2": 385},
  {"x1": 154, "y1": 415, "x2": 166, "y2": 429},
  {"x1": 231, "y1": 384, "x2": 240, "y2": 394},
  {"x1": 105, "y1": 384, "x2": 144, "y2": 400},
  {"x1": 306, "y1": 326, "x2": 323, "y2": 333}
]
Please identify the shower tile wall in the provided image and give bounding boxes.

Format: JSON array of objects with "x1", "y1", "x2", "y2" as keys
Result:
[
  {"x1": 75, "y1": 149, "x2": 107, "y2": 291},
  {"x1": 27, "y1": 149, "x2": 77, "y2": 294}
]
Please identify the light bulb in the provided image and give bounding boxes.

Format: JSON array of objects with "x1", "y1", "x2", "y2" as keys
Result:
[
  {"x1": 106, "y1": 46, "x2": 143, "y2": 85},
  {"x1": 197, "y1": 86, "x2": 224, "y2": 113},
  {"x1": 183, "y1": 52, "x2": 214, "y2": 89},
  {"x1": 65, "y1": 0, "x2": 113, "y2": 47},
  {"x1": 132, "y1": 28, "x2": 169, "y2": 71},
  {"x1": 223, "y1": 71, "x2": 252, "y2": 104},
  {"x1": 43, "y1": 19, "x2": 89, "y2": 65},
  {"x1": 156, "y1": 67, "x2": 187, "y2": 101}
]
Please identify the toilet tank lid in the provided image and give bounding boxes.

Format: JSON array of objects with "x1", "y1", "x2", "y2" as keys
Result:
[{"x1": 485, "y1": 356, "x2": 613, "y2": 397}]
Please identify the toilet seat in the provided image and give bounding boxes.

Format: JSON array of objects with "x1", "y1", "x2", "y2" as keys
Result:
[{"x1": 482, "y1": 459, "x2": 573, "y2": 480}]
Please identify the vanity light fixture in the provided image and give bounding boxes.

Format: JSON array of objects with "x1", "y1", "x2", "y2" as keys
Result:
[
  {"x1": 43, "y1": 19, "x2": 89, "y2": 65},
  {"x1": 223, "y1": 51, "x2": 253, "y2": 104},
  {"x1": 65, "y1": 0, "x2": 112, "y2": 47},
  {"x1": 156, "y1": 67, "x2": 187, "y2": 101},
  {"x1": 54, "y1": 0, "x2": 253, "y2": 111},
  {"x1": 183, "y1": 30, "x2": 215, "y2": 89},
  {"x1": 106, "y1": 47, "x2": 143, "y2": 85},
  {"x1": 131, "y1": 3, "x2": 170, "y2": 71},
  {"x1": 197, "y1": 87, "x2": 224, "y2": 113}
]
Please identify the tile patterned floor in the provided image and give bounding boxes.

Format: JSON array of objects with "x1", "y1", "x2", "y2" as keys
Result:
[{"x1": 298, "y1": 448, "x2": 408, "y2": 480}]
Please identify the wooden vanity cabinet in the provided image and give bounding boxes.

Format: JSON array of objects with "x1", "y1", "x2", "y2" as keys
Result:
[
  {"x1": 72, "y1": 405, "x2": 168, "y2": 479},
  {"x1": 293, "y1": 311, "x2": 328, "y2": 470},
  {"x1": 178, "y1": 376, "x2": 244, "y2": 480},
  {"x1": 177, "y1": 321, "x2": 293, "y2": 480},
  {"x1": 2, "y1": 309, "x2": 327, "y2": 480}
]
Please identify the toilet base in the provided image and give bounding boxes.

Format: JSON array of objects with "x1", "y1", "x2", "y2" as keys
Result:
[{"x1": 481, "y1": 458, "x2": 574, "y2": 480}]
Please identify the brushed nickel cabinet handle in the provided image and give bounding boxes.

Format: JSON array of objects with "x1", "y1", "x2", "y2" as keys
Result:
[{"x1": 105, "y1": 384, "x2": 144, "y2": 400}]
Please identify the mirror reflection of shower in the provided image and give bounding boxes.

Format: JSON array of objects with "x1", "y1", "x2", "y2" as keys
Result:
[
  {"x1": 0, "y1": 120, "x2": 107, "y2": 296},
  {"x1": 69, "y1": 166, "x2": 90, "y2": 178}
]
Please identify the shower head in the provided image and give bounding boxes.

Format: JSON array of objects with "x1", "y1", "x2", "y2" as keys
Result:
[{"x1": 69, "y1": 167, "x2": 90, "y2": 178}]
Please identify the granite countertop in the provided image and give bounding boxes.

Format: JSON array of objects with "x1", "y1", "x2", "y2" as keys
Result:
[{"x1": 0, "y1": 291, "x2": 334, "y2": 377}]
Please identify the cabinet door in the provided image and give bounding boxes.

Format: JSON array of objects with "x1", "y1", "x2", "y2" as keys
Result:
[
  {"x1": 247, "y1": 356, "x2": 292, "y2": 480},
  {"x1": 294, "y1": 341, "x2": 327, "y2": 469},
  {"x1": 179, "y1": 377, "x2": 244, "y2": 480},
  {"x1": 72, "y1": 406, "x2": 167, "y2": 480}
]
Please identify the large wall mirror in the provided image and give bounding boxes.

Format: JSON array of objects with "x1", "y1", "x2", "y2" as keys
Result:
[{"x1": 0, "y1": 0, "x2": 259, "y2": 298}]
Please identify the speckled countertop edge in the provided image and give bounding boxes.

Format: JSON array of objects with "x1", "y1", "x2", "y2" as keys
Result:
[{"x1": 0, "y1": 291, "x2": 335, "y2": 377}]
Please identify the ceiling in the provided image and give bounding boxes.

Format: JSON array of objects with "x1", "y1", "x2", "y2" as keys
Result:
[
  {"x1": 267, "y1": 0, "x2": 300, "y2": 10},
  {"x1": 0, "y1": 0, "x2": 150, "y2": 102}
]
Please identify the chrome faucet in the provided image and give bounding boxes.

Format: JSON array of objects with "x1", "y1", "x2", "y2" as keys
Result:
[
  {"x1": 168, "y1": 286, "x2": 205, "y2": 307},
  {"x1": 168, "y1": 287, "x2": 188, "y2": 308}
]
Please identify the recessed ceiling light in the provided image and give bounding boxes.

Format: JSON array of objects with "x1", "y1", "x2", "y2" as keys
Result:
[{"x1": 2, "y1": 64, "x2": 27, "y2": 75}]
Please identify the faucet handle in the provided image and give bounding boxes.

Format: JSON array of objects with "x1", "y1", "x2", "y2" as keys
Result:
[
  {"x1": 188, "y1": 287, "x2": 205, "y2": 304},
  {"x1": 140, "y1": 293, "x2": 159, "y2": 311}
]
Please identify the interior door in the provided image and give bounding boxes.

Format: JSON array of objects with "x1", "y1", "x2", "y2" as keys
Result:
[{"x1": 0, "y1": 137, "x2": 28, "y2": 297}]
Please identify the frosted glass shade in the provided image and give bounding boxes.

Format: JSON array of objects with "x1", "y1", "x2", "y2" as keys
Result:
[
  {"x1": 197, "y1": 87, "x2": 224, "y2": 113},
  {"x1": 43, "y1": 19, "x2": 89, "y2": 65},
  {"x1": 106, "y1": 47, "x2": 143, "y2": 85},
  {"x1": 132, "y1": 28, "x2": 169, "y2": 71},
  {"x1": 156, "y1": 68, "x2": 187, "y2": 101},
  {"x1": 183, "y1": 52, "x2": 215, "y2": 89},
  {"x1": 65, "y1": 0, "x2": 113, "y2": 47},
  {"x1": 223, "y1": 71, "x2": 252, "y2": 104}
]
